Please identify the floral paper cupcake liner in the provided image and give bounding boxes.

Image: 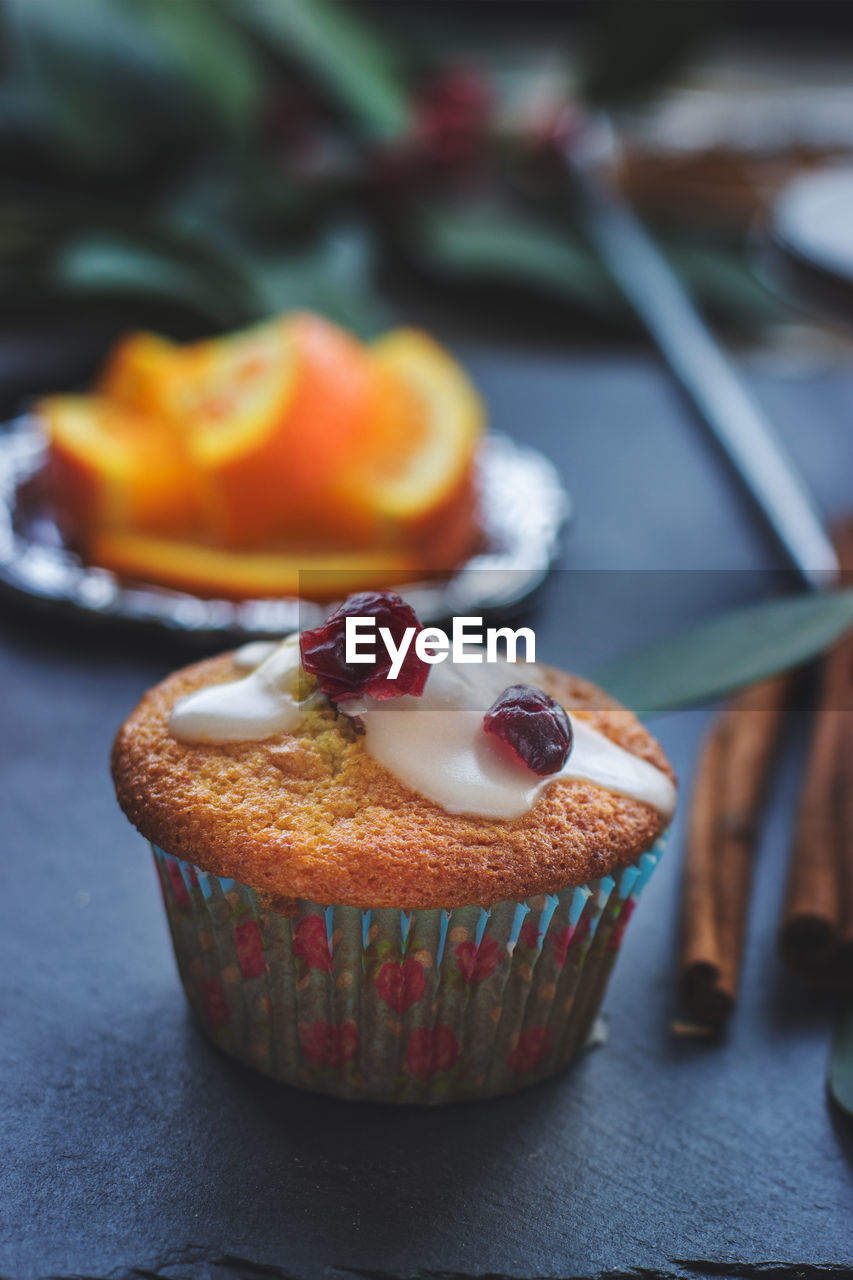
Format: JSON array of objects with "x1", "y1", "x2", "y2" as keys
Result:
[{"x1": 153, "y1": 839, "x2": 665, "y2": 1104}]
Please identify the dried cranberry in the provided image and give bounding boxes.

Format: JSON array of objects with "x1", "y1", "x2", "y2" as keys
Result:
[
  {"x1": 299, "y1": 591, "x2": 428, "y2": 703},
  {"x1": 416, "y1": 67, "x2": 491, "y2": 168},
  {"x1": 483, "y1": 685, "x2": 573, "y2": 776}
]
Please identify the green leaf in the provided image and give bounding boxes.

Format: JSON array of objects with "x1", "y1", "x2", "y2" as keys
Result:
[
  {"x1": 409, "y1": 201, "x2": 618, "y2": 314},
  {"x1": 667, "y1": 242, "x2": 780, "y2": 331},
  {"x1": 829, "y1": 1001, "x2": 853, "y2": 1117},
  {"x1": 0, "y1": 195, "x2": 389, "y2": 334},
  {"x1": 162, "y1": 193, "x2": 391, "y2": 334},
  {"x1": 52, "y1": 229, "x2": 260, "y2": 327},
  {"x1": 581, "y1": 0, "x2": 710, "y2": 105},
  {"x1": 406, "y1": 202, "x2": 784, "y2": 335},
  {"x1": 3, "y1": 0, "x2": 264, "y2": 169},
  {"x1": 235, "y1": 0, "x2": 413, "y2": 141},
  {"x1": 593, "y1": 589, "x2": 853, "y2": 715},
  {"x1": 4, "y1": 0, "x2": 144, "y2": 166},
  {"x1": 132, "y1": 0, "x2": 264, "y2": 135},
  {"x1": 248, "y1": 227, "x2": 391, "y2": 336}
]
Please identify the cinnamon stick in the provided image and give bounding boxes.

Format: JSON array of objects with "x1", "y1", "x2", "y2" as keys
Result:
[
  {"x1": 836, "y1": 714, "x2": 853, "y2": 988},
  {"x1": 780, "y1": 520, "x2": 853, "y2": 985},
  {"x1": 778, "y1": 659, "x2": 847, "y2": 976},
  {"x1": 680, "y1": 717, "x2": 730, "y2": 1024},
  {"x1": 680, "y1": 673, "x2": 792, "y2": 1025}
]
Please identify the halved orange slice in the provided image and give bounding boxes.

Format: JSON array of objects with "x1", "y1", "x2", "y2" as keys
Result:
[
  {"x1": 182, "y1": 314, "x2": 379, "y2": 549},
  {"x1": 97, "y1": 332, "x2": 181, "y2": 417},
  {"x1": 95, "y1": 320, "x2": 302, "y2": 544},
  {"x1": 326, "y1": 329, "x2": 485, "y2": 563},
  {"x1": 367, "y1": 329, "x2": 483, "y2": 519},
  {"x1": 88, "y1": 529, "x2": 422, "y2": 600},
  {"x1": 39, "y1": 395, "x2": 198, "y2": 540}
]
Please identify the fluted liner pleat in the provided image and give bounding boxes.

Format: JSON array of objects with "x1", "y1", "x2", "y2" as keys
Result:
[{"x1": 152, "y1": 840, "x2": 664, "y2": 1105}]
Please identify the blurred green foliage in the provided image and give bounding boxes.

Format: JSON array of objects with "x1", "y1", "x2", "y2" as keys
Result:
[
  {"x1": 0, "y1": 0, "x2": 780, "y2": 339},
  {"x1": 581, "y1": 0, "x2": 710, "y2": 103}
]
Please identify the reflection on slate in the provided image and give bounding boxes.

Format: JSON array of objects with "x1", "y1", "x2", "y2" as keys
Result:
[{"x1": 2, "y1": 347, "x2": 853, "y2": 1280}]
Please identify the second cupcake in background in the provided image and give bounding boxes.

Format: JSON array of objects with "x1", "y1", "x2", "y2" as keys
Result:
[{"x1": 111, "y1": 591, "x2": 676, "y2": 1104}]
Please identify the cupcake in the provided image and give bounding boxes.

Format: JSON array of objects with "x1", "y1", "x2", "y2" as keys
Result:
[{"x1": 111, "y1": 592, "x2": 676, "y2": 1103}]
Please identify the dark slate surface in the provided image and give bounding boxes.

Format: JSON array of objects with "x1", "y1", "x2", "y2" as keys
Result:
[{"x1": 2, "y1": 343, "x2": 853, "y2": 1280}]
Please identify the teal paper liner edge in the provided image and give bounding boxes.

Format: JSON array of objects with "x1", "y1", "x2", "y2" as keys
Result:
[{"x1": 152, "y1": 837, "x2": 666, "y2": 1104}]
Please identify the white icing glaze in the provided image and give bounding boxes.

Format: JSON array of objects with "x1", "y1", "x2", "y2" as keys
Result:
[
  {"x1": 233, "y1": 639, "x2": 280, "y2": 671},
  {"x1": 169, "y1": 635, "x2": 321, "y2": 743},
  {"x1": 169, "y1": 639, "x2": 676, "y2": 822},
  {"x1": 339, "y1": 659, "x2": 676, "y2": 820}
]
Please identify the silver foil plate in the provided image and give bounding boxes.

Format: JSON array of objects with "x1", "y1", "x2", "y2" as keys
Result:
[{"x1": 0, "y1": 416, "x2": 570, "y2": 641}]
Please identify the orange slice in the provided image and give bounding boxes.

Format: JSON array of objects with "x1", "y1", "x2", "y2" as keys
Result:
[
  {"x1": 95, "y1": 320, "x2": 302, "y2": 543},
  {"x1": 39, "y1": 395, "x2": 197, "y2": 539},
  {"x1": 97, "y1": 332, "x2": 181, "y2": 416},
  {"x1": 325, "y1": 329, "x2": 485, "y2": 563},
  {"x1": 181, "y1": 314, "x2": 379, "y2": 549},
  {"x1": 88, "y1": 529, "x2": 422, "y2": 600},
  {"x1": 367, "y1": 329, "x2": 483, "y2": 517},
  {"x1": 175, "y1": 318, "x2": 296, "y2": 542},
  {"x1": 276, "y1": 311, "x2": 378, "y2": 492},
  {"x1": 42, "y1": 316, "x2": 486, "y2": 600}
]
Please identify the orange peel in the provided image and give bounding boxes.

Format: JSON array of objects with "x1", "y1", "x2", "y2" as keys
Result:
[{"x1": 88, "y1": 529, "x2": 422, "y2": 600}]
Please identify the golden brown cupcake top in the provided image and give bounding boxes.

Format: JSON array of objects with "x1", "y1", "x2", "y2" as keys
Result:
[{"x1": 111, "y1": 648, "x2": 675, "y2": 912}]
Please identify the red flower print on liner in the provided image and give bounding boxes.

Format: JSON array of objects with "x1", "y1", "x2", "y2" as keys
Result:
[
  {"x1": 299, "y1": 1019, "x2": 359, "y2": 1068},
  {"x1": 551, "y1": 925, "x2": 574, "y2": 967},
  {"x1": 607, "y1": 899, "x2": 636, "y2": 953},
  {"x1": 164, "y1": 859, "x2": 191, "y2": 910},
  {"x1": 375, "y1": 957, "x2": 426, "y2": 1013},
  {"x1": 234, "y1": 920, "x2": 266, "y2": 979},
  {"x1": 203, "y1": 978, "x2": 230, "y2": 1026},
  {"x1": 454, "y1": 934, "x2": 502, "y2": 984},
  {"x1": 507, "y1": 1027, "x2": 550, "y2": 1074},
  {"x1": 404, "y1": 1025, "x2": 460, "y2": 1080},
  {"x1": 518, "y1": 919, "x2": 542, "y2": 950},
  {"x1": 552, "y1": 914, "x2": 590, "y2": 965},
  {"x1": 293, "y1": 914, "x2": 333, "y2": 972}
]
